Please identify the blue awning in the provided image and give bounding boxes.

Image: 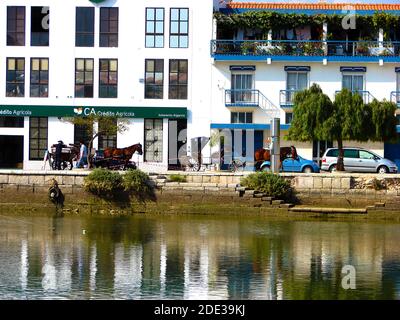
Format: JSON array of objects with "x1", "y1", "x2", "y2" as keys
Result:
[
  {"x1": 284, "y1": 66, "x2": 311, "y2": 72},
  {"x1": 340, "y1": 66, "x2": 367, "y2": 72}
]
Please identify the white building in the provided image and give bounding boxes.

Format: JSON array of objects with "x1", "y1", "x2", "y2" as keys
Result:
[
  {"x1": 209, "y1": 0, "x2": 400, "y2": 169},
  {"x1": 1, "y1": 0, "x2": 400, "y2": 171},
  {"x1": 0, "y1": 0, "x2": 214, "y2": 170}
]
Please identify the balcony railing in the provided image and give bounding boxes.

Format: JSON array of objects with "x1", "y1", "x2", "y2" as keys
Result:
[
  {"x1": 211, "y1": 40, "x2": 400, "y2": 58},
  {"x1": 225, "y1": 89, "x2": 260, "y2": 107},
  {"x1": 335, "y1": 90, "x2": 376, "y2": 104},
  {"x1": 391, "y1": 91, "x2": 400, "y2": 107},
  {"x1": 280, "y1": 90, "x2": 300, "y2": 107},
  {"x1": 225, "y1": 89, "x2": 280, "y2": 118}
]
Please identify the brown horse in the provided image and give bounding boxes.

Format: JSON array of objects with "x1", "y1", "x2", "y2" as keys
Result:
[
  {"x1": 254, "y1": 146, "x2": 298, "y2": 169},
  {"x1": 104, "y1": 143, "x2": 143, "y2": 162}
]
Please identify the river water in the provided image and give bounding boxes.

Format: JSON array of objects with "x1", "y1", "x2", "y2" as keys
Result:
[{"x1": 0, "y1": 213, "x2": 400, "y2": 300}]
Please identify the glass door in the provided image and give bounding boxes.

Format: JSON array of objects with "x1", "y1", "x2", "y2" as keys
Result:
[{"x1": 231, "y1": 73, "x2": 253, "y2": 104}]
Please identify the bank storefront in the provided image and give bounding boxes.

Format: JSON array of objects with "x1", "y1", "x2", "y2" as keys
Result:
[{"x1": 0, "y1": 105, "x2": 187, "y2": 170}]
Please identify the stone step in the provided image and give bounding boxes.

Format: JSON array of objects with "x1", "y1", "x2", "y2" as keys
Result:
[
  {"x1": 272, "y1": 200, "x2": 284, "y2": 205},
  {"x1": 289, "y1": 207, "x2": 367, "y2": 214},
  {"x1": 261, "y1": 196, "x2": 274, "y2": 201},
  {"x1": 253, "y1": 193, "x2": 266, "y2": 198},
  {"x1": 374, "y1": 202, "x2": 385, "y2": 207},
  {"x1": 280, "y1": 203, "x2": 294, "y2": 209}
]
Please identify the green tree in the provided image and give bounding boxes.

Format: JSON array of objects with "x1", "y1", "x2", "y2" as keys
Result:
[
  {"x1": 64, "y1": 115, "x2": 129, "y2": 168},
  {"x1": 287, "y1": 84, "x2": 397, "y2": 171}
]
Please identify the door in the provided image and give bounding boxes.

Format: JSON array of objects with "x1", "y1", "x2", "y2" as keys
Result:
[
  {"x1": 168, "y1": 119, "x2": 187, "y2": 170},
  {"x1": 231, "y1": 73, "x2": 253, "y2": 104},
  {"x1": 0, "y1": 136, "x2": 24, "y2": 169},
  {"x1": 343, "y1": 149, "x2": 360, "y2": 172},
  {"x1": 358, "y1": 150, "x2": 378, "y2": 172}
]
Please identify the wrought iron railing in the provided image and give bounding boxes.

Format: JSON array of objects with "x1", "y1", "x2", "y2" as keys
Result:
[
  {"x1": 211, "y1": 40, "x2": 400, "y2": 57},
  {"x1": 335, "y1": 90, "x2": 376, "y2": 104},
  {"x1": 390, "y1": 91, "x2": 400, "y2": 106},
  {"x1": 279, "y1": 90, "x2": 300, "y2": 106}
]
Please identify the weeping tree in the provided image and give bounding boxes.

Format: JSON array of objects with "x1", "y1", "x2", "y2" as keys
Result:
[
  {"x1": 64, "y1": 115, "x2": 129, "y2": 168},
  {"x1": 287, "y1": 84, "x2": 397, "y2": 171}
]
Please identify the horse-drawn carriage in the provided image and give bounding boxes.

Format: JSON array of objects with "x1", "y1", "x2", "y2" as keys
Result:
[
  {"x1": 93, "y1": 143, "x2": 142, "y2": 171},
  {"x1": 48, "y1": 143, "x2": 79, "y2": 170}
]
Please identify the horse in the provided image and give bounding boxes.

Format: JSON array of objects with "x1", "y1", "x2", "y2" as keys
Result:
[
  {"x1": 254, "y1": 146, "x2": 298, "y2": 170},
  {"x1": 103, "y1": 143, "x2": 143, "y2": 164}
]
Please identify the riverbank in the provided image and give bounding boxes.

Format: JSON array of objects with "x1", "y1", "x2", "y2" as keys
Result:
[{"x1": 1, "y1": 170, "x2": 400, "y2": 219}]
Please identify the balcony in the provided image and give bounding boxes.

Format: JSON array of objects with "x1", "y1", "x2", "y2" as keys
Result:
[
  {"x1": 279, "y1": 90, "x2": 299, "y2": 108},
  {"x1": 335, "y1": 90, "x2": 376, "y2": 104},
  {"x1": 225, "y1": 89, "x2": 280, "y2": 118},
  {"x1": 211, "y1": 40, "x2": 400, "y2": 62},
  {"x1": 391, "y1": 91, "x2": 400, "y2": 107}
]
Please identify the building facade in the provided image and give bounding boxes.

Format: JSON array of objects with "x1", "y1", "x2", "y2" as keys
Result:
[
  {"x1": 0, "y1": 0, "x2": 213, "y2": 170},
  {"x1": 209, "y1": 0, "x2": 400, "y2": 168},
  {"x1": 1, "y1": 0, "x2": 400, "y2": 171}
]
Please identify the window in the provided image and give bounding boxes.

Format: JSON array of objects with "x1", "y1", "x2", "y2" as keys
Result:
[
  {"x1": 342, "y1": 74, "x2": 364, "y2": 92},
  {"x1": 231, "y1": 112, "x2": 252, "y2": 124},
  {"x1": 0, "y1": 117, "x2": 24, "y2": 128},
  {"x1": 285, "y1": 112, "x2": 293, "y2": 124},
  {"x1": 99, "y1": 59, "x2": 118, "y2": 98},
  {"x1": 75, "y1": 58, "x2": 94, "y2": 98},
  {"x1": 74, "y1": 124, "x2": 93, "y2": 146},
  {"x1": 98, "y1": 119, "x2": 117, "y2": 150},
  {"x1": 286, "y1": 71, "x2": 308, "y2": 104},
  {"x1": 6, "y1": 58, "x2": 25, "y2": 97},
  {"x1": 359, "y1": 150, "x2": 376, "y2": 160},
  {"x1": 169, "y1": 60, "x2": 188, "y2": 99},
  {"x1": 169, "y1": 8, "x2": 189, "y2": 48},
  {"x1": 326, "y1": 149, "x2": 339, "y2": 157},
  {"x1": 231, "y1": 73, "x2": 254, "y2": 104},
  {"x1": 343, "y1": 149, "x2": 359, "y2": 158},
  {"x1": 144, "y1": 119, "x2": 163, "y2": 162},
  {"x1": 145, "y1": 59, "x2": 164, "y2": 99},
  {"x1": 76, "y1": 7, "x2": 94, "y2": 47},
  {"x1": 31, "y1": 6, "x2": 49, "y2": 46},
  {"x1": 7, "y1": 6, "x2": 25, "y2": 46},
  {"x1": 145, "y1": 8, "x2": 164, "y2": 48},
  {"x1": 100, "y1": 7, "x2": 118, "y2": 47},
  {"x1": 29, "y1": 117, "x2": 48, "y2": 160},
  {"x1": 30, "y1": 58, "x2": 49, "y2": 97}
]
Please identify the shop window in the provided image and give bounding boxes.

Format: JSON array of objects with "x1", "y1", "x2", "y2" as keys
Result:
[
  {"x1": 0, "y1": 117, "x2": 24, "y2": 128},
  {"x1": 29, "y1": 117, "x2": 48, "y2": 160},
  {"x1": 74, "y1": 123, "x2": 93, "y2": 146},
  {"x1": 98, "y1": 119, "x2": 117, "y2": 150},
  {"x1": 144, "y1": 119, "x2": 163, "y2": 162}
]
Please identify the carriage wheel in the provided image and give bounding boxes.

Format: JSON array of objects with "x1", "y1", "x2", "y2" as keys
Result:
[
  {"x1": 51, "y1": 161, "x2": 57, "y2": 170},
  {"x1": 66, "y1": 161, "x2": 73, "y2": 171}
]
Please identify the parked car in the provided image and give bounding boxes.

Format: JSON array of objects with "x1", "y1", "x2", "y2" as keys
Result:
[
  {"x1": 321, "y1": 147, "x2": 398, "y2": 174},
  {"x1": 259, "y1": 155, "x2": 320, "y2": 173}
]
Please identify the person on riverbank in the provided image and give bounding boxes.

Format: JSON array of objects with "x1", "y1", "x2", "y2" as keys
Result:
[{"x1": 76, "y1": 140, "x2": 88, "y2": 169}]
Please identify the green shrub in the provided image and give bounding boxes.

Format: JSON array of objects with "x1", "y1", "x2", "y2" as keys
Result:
[
  {"x1": 240, "y1": 172, "x2": 292, "y2": 199},
  {"x1": 84, "y1": 168, "x2": 123, "y2": 196},
  {"x1": 168, "y1": 174, "x2": 187, "y2": 183},
  {"x1": 122, "y1": 169, "x2": 152, "y2": 193}
]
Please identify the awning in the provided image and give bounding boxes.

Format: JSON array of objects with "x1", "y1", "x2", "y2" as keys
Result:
[
  {"x1": 0, "y1": 105, "x2": 187, "y2": 119},
  {"x1": 211, "y1": 123, "x2": 291, "y2": 131}
]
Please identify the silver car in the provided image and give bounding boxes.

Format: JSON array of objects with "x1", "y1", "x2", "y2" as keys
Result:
[{"x1": 321, "y1": 147, "x2": 398, "y2": 174}]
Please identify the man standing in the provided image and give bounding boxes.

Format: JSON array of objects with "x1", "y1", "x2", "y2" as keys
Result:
[
  {"x1": 76, "y1": 140, "x2": 88, "y2": 168},
  {"x1": 55, "y1": 140, "x2": 64, "y2": 170}
]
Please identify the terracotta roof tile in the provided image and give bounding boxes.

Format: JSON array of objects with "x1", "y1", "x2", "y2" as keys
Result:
[{"x1": 228, "y1": 2, "x2": 400, "y2": 11}]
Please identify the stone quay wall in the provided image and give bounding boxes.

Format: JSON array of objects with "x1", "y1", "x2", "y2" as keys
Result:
[{"x1": 0, "y1": 171, "x2": 400, "y2": 210}]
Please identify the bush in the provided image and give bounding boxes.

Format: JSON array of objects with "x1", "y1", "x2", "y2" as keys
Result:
[
  {"x1": 84, "y1": 168, "x2": 123, "y2": 197},
  {"x1": 168, "y1": 174, "x2": 187, "y2": 183},
  {"x1": 122, "y1": 169, "x2": 152, "y2": 194},
  {"x1": 240, "y1": 172, "x2": 292, "y2": 199}
]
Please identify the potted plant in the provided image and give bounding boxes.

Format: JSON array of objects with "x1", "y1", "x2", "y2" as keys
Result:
[
  {"x1": 356, "y1": 42, "x2": 369, "y2": 56},
  {"x1": 241, "y1": 41, "x2": 256, "y2": 55}
]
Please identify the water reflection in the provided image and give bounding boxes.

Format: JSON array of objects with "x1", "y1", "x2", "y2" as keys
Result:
[{"x1": 0, "y1": 214, "x2": 400, "y2": 300}]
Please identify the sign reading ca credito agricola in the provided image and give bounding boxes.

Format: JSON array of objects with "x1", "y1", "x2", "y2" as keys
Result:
[{"x1": 0, "y1": 105, "x2": 187, "y2": 119}]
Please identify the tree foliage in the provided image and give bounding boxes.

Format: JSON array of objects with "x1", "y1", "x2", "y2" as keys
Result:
[{"x1": 287, "y1": 84, "x2": 397, "y2": 171}]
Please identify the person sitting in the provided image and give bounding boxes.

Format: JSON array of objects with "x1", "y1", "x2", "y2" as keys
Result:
[{"x1": 76, "y1": 140, "x2": 88, "y2": 169}]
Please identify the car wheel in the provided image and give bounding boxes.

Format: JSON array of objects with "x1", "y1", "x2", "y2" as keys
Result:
[
  {"x1": 377, "y1": 166, "x2": 389, "y2": 174},
  {"x1": 329, "y1": 164, "x2": 337, "y2": 173},
  {"x1": 302, "y1": 166, "x2": 313, "y2": 173},
  {"x1": 261, "y1": 165, "x2": 271, "y2": 172}
]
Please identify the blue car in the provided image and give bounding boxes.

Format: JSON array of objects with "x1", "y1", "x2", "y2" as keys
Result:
[{"x1": 259, "y1": 155, "x2": 320, "y2": 173}]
